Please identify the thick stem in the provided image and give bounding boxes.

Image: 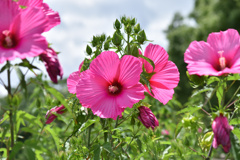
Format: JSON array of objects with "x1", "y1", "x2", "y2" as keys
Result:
[{"x1": 7, "y1": 62, "x2": 14, "y2": 149}]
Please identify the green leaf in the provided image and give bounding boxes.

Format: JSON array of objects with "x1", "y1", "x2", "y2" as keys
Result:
[
  {"x1": 0, "y1": 148, "x2": 7, "y2": 158},
  {"x1": 216, "y1": 82, "x2": 225, "y2": 107},
  {"x1": 102, "y1": 142, "x2": 114, "y2": 155},
  {"x1": 176, "y1": 105, "x2": 201, "y2": 115},
  {"x1": 191, "y1": 88, "x2": 213, "y2": 98},
  {"x1": 140, "y1": 74, "x2": 154, "y2": 95},
  {"x1": 13, "y1": 65, "x2": 27, "y2": 98},
  {"x1": 140, "y1": 54, "x2": 155, "y2": 72},
  {"x1": 45, "y1": 125, "x2": 60, "y2": 153},
  {"x1": 0, "y1": 62, "x2": 11, "y2": 73},
  {"x1": 79, "y1": 118, "x2": 99, "y2": 133},
  {"x1": 206, "y1": 76, "x2": 220, "y2": 85},
  {"x1": 230, "y1": 118, "x2": 240, "y2": 125},
  {"x1": 18, "y1": 59, "x2": 39, "y2": 71},
  {"x1": 232, "y1": 128, "x2": 240, "y2": 141},
  {"x1": 93, "y1": 144, "x2": 101, "y2": 160},
  {"x1": 227, "y1": 73, "x2": 240, "y2": 81},
  {"x1": 9, "y1": 141, "x2": 24, "y2": 159}
]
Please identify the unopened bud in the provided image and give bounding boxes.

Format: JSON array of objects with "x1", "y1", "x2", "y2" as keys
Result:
[
  {"x1": 134, "y1": 23, "x2": 140, "y2": 33},
  {"x1": 112, "y1": 31, "x2": 122, "y2": 46},
  {"x1": 137, "y1": 30, "x2": 146, "y2": 44},
  {"x1": 114, "y1": 19, "x2": 121, "y2": 30}
]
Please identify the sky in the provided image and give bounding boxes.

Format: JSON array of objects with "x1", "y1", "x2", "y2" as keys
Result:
[{"x1": 0, "y1": 0, "x2": 195, "y2": 97}]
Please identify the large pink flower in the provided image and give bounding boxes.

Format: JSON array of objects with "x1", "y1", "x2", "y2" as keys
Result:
[
  {"x1": 184, "y1": 29, "x2": 240, "y2": 76},
  {"x1": 17, "y1": 0, "x2": 61, "y2": 32},
  {"x1": 0, "y1": 0, "x2": 49, "y2": 63},
  {"x1": 141, "y1": 43, "x2": 179, "y2": 104},
  {"x1": 76, "y1": 51, "x2": 145, "y2": 119}
]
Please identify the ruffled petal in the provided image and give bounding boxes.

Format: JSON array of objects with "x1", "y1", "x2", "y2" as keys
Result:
[
  {"x1": 118, "y1": 55, "x2": 142, "y2": 87},
  {"x1": 143, "y1": 43, "x2": 169, "y2": 73},
  {"x1": 150, "y1": 61, "x2": 179, "y2": 90},
  {"x1": 67, "y1": 71, "x2": 80, "y2": 94},
  {"x1": 207, "y1": 29, "x2": 240, "y2": 63},
  {"x1": 116, "y1": 82, "x2": 145, "y2": 108},
  {"x1": 89, "y1": 51, "x2": 120, "y2": 83}
]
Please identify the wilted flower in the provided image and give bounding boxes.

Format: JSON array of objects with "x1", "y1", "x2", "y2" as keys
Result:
[
  {"x1": 138, "y1": 106, "x2": 159, "y2": 130},
  {"x1": 212, "y1": 114, "x2": 234, "y2": 153},
  {"x1": 185, "y1": 29, "x2": 240, "y2": 76},
  {"x1": 76, "y1": 51, "x2": 145, "y2": 119},
  {"x1": 40, "y1": 48, "x2": 63, "y2": 83},
  {"x1": 140, "y1": 43, "x2": 180, "y2": 104},
  {"x1": 0, "y1": 0, "x2": 49, "y2": 63},
  {"x1": 45, "y1": 105, "x2": 65, "y2": 124}
]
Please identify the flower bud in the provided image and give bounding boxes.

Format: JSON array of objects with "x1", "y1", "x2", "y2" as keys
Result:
[
  {"x1": 114, "y1": 19, "x2": 121, "y2": 30},
  {"x1": 86, "y1": 45, "x2": 92, "y2": 55},
  {"x1": 104, "y1": 41, "x2": 110, "y2": 50},
  {"x1": 112, "y1": 31, "x2": 122, "y2": 46},
  {"x1": 137, "y1": 30, "x2": 146, "y2": 44},
  {"x1": 125, "y1": 24, "x2": 132, "y2": 34},
  {"x1": 40, "y1": 48, "x2": 63, "y2": 84},
  {"x1": 134, "y1": 23, "x2": 140, "y2": 33},
  {"x1": 138, "y1": 106, "x2": 159, "y2": 130},
  {"x1": 45, "y1": 105, "x2": 65, "y2": 124},
  {"x1": 212, "y1": 114, "x2": 234, "y2": 153}
]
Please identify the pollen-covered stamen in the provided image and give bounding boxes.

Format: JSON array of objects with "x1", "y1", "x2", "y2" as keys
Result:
[
  {"x1": 108, "y1": 82, "x2": 122, "y2": 95},
  {"x1": 1, "y1": 30, "x2": 16, "y2": 48},
  {"x1": 218, "y1": 50, "x2": 226, "y2": 70}
]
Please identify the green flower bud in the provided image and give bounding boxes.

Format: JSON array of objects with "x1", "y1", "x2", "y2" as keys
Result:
[
  {"x1": 104, "y1": 42, "x2": 110, "y2": 50},
  {"x1": 131, "y1": 45, "x2": 139, "y2": 57},
  {"x1": 86, "y1": 45, "x2": 92, "y2": 55},
  {"x1": 131, "y1": 18, "x2": 136, "y2": 26},
  {"x1": 137, "y1": 30, "x2": 146, "y2": 44},
  {"x1": 100, "y1": 34, "x2": 106, "y2": 42},
  {"x1": 114, "y1": 19, "x2": 121, "y2": 30},
  {"x1": 134, "y1": 23, "x2": 140, "y2": 33},
  {"x1": 125, "y1": 24, "x2": 132, "y2": 34},
  {"x1": 121, "y1": 16, "x2": 127, "y2": 24},
  {"x1": 92, "y1": 36, "x2": 97, "y2": 47},
  {"x1": 112, "y1": 31, "x2": 122, "y2": 46}
]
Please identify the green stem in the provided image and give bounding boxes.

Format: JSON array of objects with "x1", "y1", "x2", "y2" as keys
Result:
[
  {"x1": 7, "y1": 61, "x2": 14, "y2": 155},
  {"x1": 225, "y1": 85, "x2": 240, "y2": 109},
  {"x1": 206, "y1": 143, "x2": 213, "y2": 160}
]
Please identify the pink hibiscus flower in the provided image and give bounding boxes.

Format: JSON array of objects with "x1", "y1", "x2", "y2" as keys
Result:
[
  {"x1": 184, "y1": 29, "x2": 240, "y2": 76},
  {"x1": 212, "y1": 114, "x2": 233, "y2": 153},
  {"x1": 40, "y1": 47, "x2": 63, "y2": 83},
  {"x1": 67, "y1": 61, "x2": 84, "y2": 94},
  {"x1": 140, "y1": 43, "x2": 180, "y2": 104},
  {"x1": 17, "y1": 0, "x2": 61, "y2": 32},
  {"x1": 0, "y1": 0, "x2": 49, "y2": 63},
  {"x1": 76, "y1": 51, "x2": 145, "y2": 119}
]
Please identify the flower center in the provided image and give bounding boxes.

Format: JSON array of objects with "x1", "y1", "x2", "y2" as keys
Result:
[
  {"x1": 1, "y1": 30, "x2": 16, "y2": 48},
  {"x1": 108, "y1": 82, "x2": 121, "y2": 95},
  {"x1": 218, "y1": 50, "x2": 226, "y2": 71}
]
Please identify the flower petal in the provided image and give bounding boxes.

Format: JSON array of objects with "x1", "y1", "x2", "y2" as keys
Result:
[
  {"x1": 89, "y1": 51, "x2": 120, "y2": 83},
  {"x1": 150, "y1": 61, "x2": 179, "y2": 90},
  {"x1": 143, "y1": 43, "x2": 169, "y2": 73},
  {"x1": 116, "y1": 82, "x2": 145, "y2": 108},
  {"x1": 67, "y1": 71, "x2": 80, "y2": 94},
  {"x1": 118, "y1": 55, "x2": 142, "y2": 87},
  {"x1": 207, "y1": 29, "x2": 240, "y2": 63}
]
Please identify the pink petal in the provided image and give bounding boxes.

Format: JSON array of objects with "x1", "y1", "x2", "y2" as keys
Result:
[
  {"x1": 147, "y1": 86, "x2": 175, "y2": 105},
  {"x1": 0, "y1": 0, "x2": 19, "y2": 32},
  {"x1": 207, "y1": 29, "x2": 240, "y2": 63},
  {"x1": 89, "y1": 51, "x2": 120, "y2": 83},
  {"x1": 42, "y1": 3, "x2": 61, "y2": 32},
  {"x1": 116, "y1": 82, "x2": 145, "y2": 108},
  {"x1": 12, "y1": 7, "x2": 48, "y2": 38},
  {"x1": 90, "y1": 96, "x2": 125, "y2": 120},
  {"x1": 67, "y1": 71, "x2": 80, "y2": 94},
  {"x1": 76, "y1": 70, "x2": 108, "y2": 108},
  {"x1": 150, "y1": 61, "x2": 179, "y2": 90},
  {"x1": 186, "y1": 62, "x2": 220, "y2": 76},
  {"x1": 17, "y1": 0, "x2": 42, "y2": 7},
  {"x1": 118, "y1": 55, "x2": 142, "y2": 87},
  {"x1": 143, "y1": 43, "x2": 169, "y2": 73}
]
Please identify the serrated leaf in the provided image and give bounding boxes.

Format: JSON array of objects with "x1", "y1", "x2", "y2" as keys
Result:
[
  {"x1": 94, "y1": 144, "x2": 101, "y2": 160},
  {"x1": 102, "y1": 142, "x2": 114, "y2": 155}
]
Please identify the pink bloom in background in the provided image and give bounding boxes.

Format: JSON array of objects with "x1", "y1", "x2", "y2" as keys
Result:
[
  {"x1": 67, "y1": 61, "x2": 85, "y2": 94},
  {"x1": 138, "y1": 106, "x2": 159, "y2": 130},
  {"x1": 0, "y1": 0, "x2": 49, "y2": 63},
  {"x1": 17, "y1": 0, "x2": 61, "y2": 32},
  {"x1": 76, "y1": 51, "x2": 145, "y2": 119},
  {"x1": 184, "y1": 29, "x2": 240, "y2": 76},
  {"x1": 161, "y1": 129, "x2": 170, "y2": 135},
  {"x1": 40, "y1": 48, "x2": 63, "y2": 83},
  {"x1": 45, "y1": 105, "x2": 65, "y2": 124},
  {"x1": 140, "y1": 43, "x2": 180, "y2": 104},
  {"x1": 212, "y1": 114, "x2": 234, "y2": 153}
]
